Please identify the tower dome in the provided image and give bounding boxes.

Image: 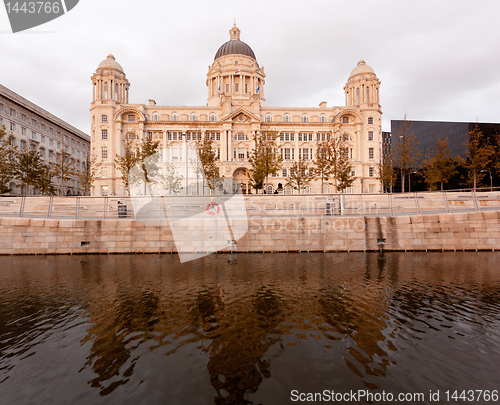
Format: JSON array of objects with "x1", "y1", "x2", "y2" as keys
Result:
[
  {"x1": 98, "y1": 54, "x2": 124, "y2": 73},
  {"x1": 214, "y1": 24, "x2": 256, "y2": 61},
  {"x1": 349, "y1": 60, "x2": 375, "y2": 78}
]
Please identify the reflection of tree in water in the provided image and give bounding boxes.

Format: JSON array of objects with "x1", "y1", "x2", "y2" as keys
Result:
[
  {"x1": 197, "y1": 286, "x2": 285, "y2": 405},
  {"x1": 81, "y1": 289, "x2": 160, "y2": 396},
  {"x1": 316, "y1": 254, "x2": 395, "y2": 388}
]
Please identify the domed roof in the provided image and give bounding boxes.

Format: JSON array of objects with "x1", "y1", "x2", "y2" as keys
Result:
[
  {"x1": 98, "y1": 54, "x2": 124, "y2": 73},
  {"x1": 215, "y1": 40, "x2": 256, "y2": 61},
  {"x1": 214, "y1": 24, "x2": 256, "y2": 61},
  {"x1": 349, "y1": 60, "x2": 374, "y2": 77}
]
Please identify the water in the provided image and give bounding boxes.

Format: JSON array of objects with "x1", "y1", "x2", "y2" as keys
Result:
[{"x1": 1, "y1": 253, "x2": 500, "y2": 404}]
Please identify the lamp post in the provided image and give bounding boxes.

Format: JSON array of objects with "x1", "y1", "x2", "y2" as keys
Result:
[
  {"x1": 481, "y1": 169, "x2": 493, "y2": 191},
  {"x1": 182, "y1": 132, "x2": 188, "y2": 195}
]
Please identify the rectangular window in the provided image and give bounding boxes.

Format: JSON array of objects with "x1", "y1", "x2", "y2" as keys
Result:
[
  {"x1": 39, "y1": 148, "x2": 45, "y2": 157},
  {"x1": 368, "y1": 131, "x2": 374, "y2": 141},
  {"x1": 233, "y1": 150, "x2": 236, "y2": 159},
  {"x1": 369, "y1": 147, "x2": 374, "y2": 159},
  {"x1": 41, "y1": 124, "x2": 46, "y2": 131},
  {"x1": 48, "y1": 150, "x2": 53, "y2": 158},
  {"x1": 49, "y1": 139, "x2": 53, "y2": 146},
  {"x1": 101, "y1": 147, "x2": 108, "y2": 159},
  {"x1": 9, "y1": 108, "x2": 15, "y2": 117},
  {"x1": 280, "y1": 133, "x2": 284, "y2": 141},
  {"x1": 128, "y1": 115, "x2": 136, "y2": 122},
  {"x1": 368, "y1": 117, "x2": 374, "y2": 124},
  {"x1": 302, "y1": 149, "x2": 309, "y2": 160},
  {"x1": 21, "y1": 127, "x2": 26, "y2": 136},
  {"x1": 41, "y1": 135, "x2": 45, "y2": 143},
  {"x1": 298, "y1": 133, "x2": 302, "y2": 141},
  {"x1": 57, "y1": 142, "x2": 61, "y2": 149},
  {"x1": 290, "y1": 133, "x2": 294, "y2": 141},
  {"x1": 101, "y1": 186, "x2": 109, "y2": 197},
  {"x1": 101, "y1": 167, "x2": 107, "y2": 178},
  {"x1": 32, "y1": 119, "x2": 36, "y2": 126},
  {"x1": 49, "y1": 128, "x2": 53, "y2": 135},
  {"x1": 101, "y1": 129, "x2": 108, "y2": 140},
  {"x1": 216, "y1": 132, "x2": 220, "y2": 141},
  {"x1": 343, "y1": 117, "x2": 349, "y2": 124},
  {"x1": 64, "y1": 135, "x2": 68, "y2": 142},
  {"x1": 316, "y1": 133, "x2": 320, "y2": 141},
  {"x1": 284, "y1": 149, "x2": 290, "y2": 160},
  {"x1": 9, "y1": 122, "x2": 14, "y2": 131},
  {"x1": 226, "y1": 84, "x2": 229, "y2": 92},
  {"x1": 282, "y1": 168, "x2": 287, "y2": 177},
  {"x1": 101, "y1": 115, "x2": 108, "y2": 123},
  {"x1": 31, "y1": 131, "x2": 36, "y2": 140},
  {"x1": 369, "y1": 167, "x2": 374, "y2": 177},
  {"x1": 369, "y1": 184, "x2": 375, "y2": 193},
  {"x1": 285, "y1": 133, "x2": 289, "y2": 141},
  {"x1": 21, "y1": 114, "x2": 26, "y2": 122}
]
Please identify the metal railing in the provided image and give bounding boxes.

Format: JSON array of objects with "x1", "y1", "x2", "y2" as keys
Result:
[{"x1": 1, "y1": 188, "x2": 499, "y2": 220}]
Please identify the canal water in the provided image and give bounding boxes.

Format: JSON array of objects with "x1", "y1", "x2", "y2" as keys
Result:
[{"x1": 0, "y1": 253, "x2": 499, "y2": 404}]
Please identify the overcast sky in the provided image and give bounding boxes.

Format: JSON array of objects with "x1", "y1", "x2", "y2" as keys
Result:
[{"x1": 1, "y1": 0, "x2": 499, "y2": 134}]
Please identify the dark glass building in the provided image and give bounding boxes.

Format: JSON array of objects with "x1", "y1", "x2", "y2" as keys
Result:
[{"x1": 390, "y1": 120, "x2": 500, "y2": 166}]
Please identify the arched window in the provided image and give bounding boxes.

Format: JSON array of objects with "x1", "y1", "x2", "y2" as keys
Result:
[
  {"x1": 237, "y1": 133, "x2": 246, "y2": 141},
  {"x1": 283, "y1": 114, "x2": 291, "y2": 123},
  {"x1": 266, "y1": 184, "x2": 274, "y2": 194},
  {"x1": 265, "y1": 113, "x2": 272, "y2": 122},
  {"x1": 284, "y1": 185, "x2": 293, "y2": 195},
  {"x1": 190, "y1": 113, "x2": 198, "y2": 121},
  {"x1": 301, "y1": 114, "x2": 309, "y2": 123},
  {"x1": 171, "y1": 113, "x2": 179, "y2": 122},
  {"x1": 319, "y1": 114, "x2": 327, "y2": 123},
  {"x1": 302, "y1": 185, "x2": 311, "y2": 194},
  {"x1": 322, "y1": 184, "x2": 330, "y2": 194},
  {"x1": 209, "y1": 113, "x2": 217, "y2": 122},
  {"x1": 152, "y1": 112, "x2": 159, "y2": 121},
  {"x1": 343, "y1": 133, "x2": 350, "y2": 141}
]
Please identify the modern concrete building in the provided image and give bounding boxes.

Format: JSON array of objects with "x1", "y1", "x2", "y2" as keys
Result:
[
  {"x1": 0, "y1": 84, "x2": 90, "y2": 195},
  {"x1": 90, "y1": 24, "x2": 383, "y2": 196}
]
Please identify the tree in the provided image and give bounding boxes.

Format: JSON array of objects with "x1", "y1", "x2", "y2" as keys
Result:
[
  {"x1": 15, "y1": 149, "x2": 47, "y2": 195},
  {"x1": 421, "y1": 136, "x2": 458, "y2": 191},
  {"x1": 161, "y1": 163, "x2": 184, "y2": 195},
  {"x1": 329, "y1": 135, "x2": 355, "y2": 193},
  {"x1": 393, "y1": 115, "x2": 420, "y2": 192},
  {"x1": 136, "y1": 136, "x2": 161, "y2": 194},
  {"x1": 286, "y1": 156, "x2": 313, "y2": 194},
  {"x1": 78, "y1": 152, "x2": 100, "y2": 196},
  {"x1": 0, "y1": 125, "x2": 17, "y2": 194},
  {"x1": 378, "y1": 149, "x2": 397, "y2": 193},
  {"x1": 114, "y1": 139, "x2": 139, "y2": 196},
  {"x1": 53, "y1": 149, "x2": 76, "y2": 196},
  {"x1": 196, "y1": 134, "x2": 220, "y2": 190},
  {"x1": 463, "y1": 124, "x2": 496, "y2": 189},
  {"x1": 248, "y1": 131, "x2": 282, "y2": 193},
  {"x1": 35, "y1": 165, "x2": 57, "y2": 195},
  {"x1": 313, "y1": 140, "x2": 334, "y2": 192}
]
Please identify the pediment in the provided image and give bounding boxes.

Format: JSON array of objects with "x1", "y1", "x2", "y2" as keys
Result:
[{"x1": 221, "y1": 108, "x2": 261, "y2": 123}]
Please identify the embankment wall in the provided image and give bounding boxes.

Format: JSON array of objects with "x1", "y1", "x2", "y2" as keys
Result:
[{"x1": 1, "y1": 211, "x2": 500, "y2": 254}]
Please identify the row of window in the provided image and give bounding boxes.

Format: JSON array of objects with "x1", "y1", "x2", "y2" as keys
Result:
[
  {"x1": 94, "y1": 112, "x2": 375, "y2": 125},
  {"x1": 264, "y1": 114, "x2": 375, "y2": 124},
  {"x1": 2, "y1": 105, "x2": 64, "y2": 137}
]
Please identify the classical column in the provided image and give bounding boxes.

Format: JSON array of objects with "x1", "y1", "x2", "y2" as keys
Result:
[{"x1": 228, "y1": 130, "x2": 233, "y2": 161}]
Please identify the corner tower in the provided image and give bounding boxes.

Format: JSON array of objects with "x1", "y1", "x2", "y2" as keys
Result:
[
  {"x1": 344, "y1": 60, "x2": 380, "y2": 108},
  {"x1": 207, "y1": 24, "x2": 265, "y2": 114}
]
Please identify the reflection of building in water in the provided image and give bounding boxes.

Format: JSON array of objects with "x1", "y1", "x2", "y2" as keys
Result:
[{"x1": 90, "y1": 24, "x2": 382, "y2": 196}]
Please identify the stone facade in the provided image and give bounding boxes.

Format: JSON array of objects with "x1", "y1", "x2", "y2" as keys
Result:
[
  {"x1": 1, "y1": 211, "x2": 499, "y2": 255},
  {"x1": 0, "y1": 84, "x2": 90, "y2": 195},
  {"x1": 90, "y1": 24, "x2": 382, "y2": 196}
]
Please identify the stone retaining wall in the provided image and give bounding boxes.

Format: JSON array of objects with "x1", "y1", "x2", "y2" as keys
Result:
[{"x1": 1, "y1": 211, "x2": 500, "y2": 255}]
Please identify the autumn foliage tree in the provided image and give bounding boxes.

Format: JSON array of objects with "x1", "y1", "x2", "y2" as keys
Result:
[
  {"x1": 393, "y1": 116, "x2": 420, "y2": 192},
  {"x1": 248, "y1": 131, "x2": 282, "y2": 193},
  {"x1": 463, "y1": 124, "x2": 496, "y2": 189},
  {"x1": 286, "y1": 156, "x2": 313, "y2": 194},
  {"x1": 0, "y1": 125, "x2": 16, "y2": 194},
  {"x1": 422, "y1": 137, "x2": 458, "y2": 191}
]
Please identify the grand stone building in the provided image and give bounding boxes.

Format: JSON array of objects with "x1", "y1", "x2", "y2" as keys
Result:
[
  {"x1": 0, "y1": 84, "x2": 90, "y2": 195},
  {"x1": 90, "y1": 24, "x2": 382, "y2": 196}
]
